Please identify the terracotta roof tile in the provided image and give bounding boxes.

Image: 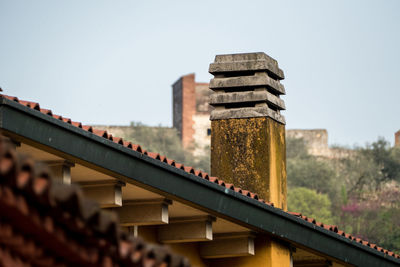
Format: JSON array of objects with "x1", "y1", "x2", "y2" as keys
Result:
[
  {"x1": 225, "y1": 183, "x2": 235, "y2": 190},
  {"x1": 40, "y1": 108, "x2": 53, "y2": 115},
  {"x1": 234, "y1": 187, "x2": 242, "y2": 194},
  {"x1": 1, "y1": 93, "x2": 399, "y2": 260},
  {"x1": 81, "y1": 125, "x2": 93, "y2": 132},
  {"x1": 147, "y1": 152, "x2": 162, "y2": 160},
  {"x1": 166, "y1": 158, "x2": 175, "y2": 165},
  {"x1": 0, "y1": 135, "x2": 190, "y2": 267},
  {"x1": 183, "y1": 166, "x2": 195, "y2": 174}
]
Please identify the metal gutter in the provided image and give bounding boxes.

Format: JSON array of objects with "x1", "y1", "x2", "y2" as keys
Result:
[{"x1": 1, "y1": 97, "x2": 399, "y2": 267}]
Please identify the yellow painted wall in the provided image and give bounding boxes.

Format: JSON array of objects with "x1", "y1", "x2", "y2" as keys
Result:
[
  {"x1": 211, "y1": 117, "x2": 287, "y2": 210},
  {"x1": 208, "y1": 237, "x2": 291, "y2": 267}
]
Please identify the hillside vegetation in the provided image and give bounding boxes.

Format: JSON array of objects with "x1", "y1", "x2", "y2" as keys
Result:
[{"x1": 287, "y1": 137, "x2": 400, "y2": 253}]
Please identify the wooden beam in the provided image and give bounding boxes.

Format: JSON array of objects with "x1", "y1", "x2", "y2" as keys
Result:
[
  {"x1": 121, "y1": 226, "x2": 138, "y2": 237},
  {"x1": 200, "y1": 232, "x2": 255, "y2": 259},
  {"x1": 158, "y1": 216, "x2": 215, "y2": 243},
  {"x1": 10, "y1": 138, "x2": 21, "y2": 149},
  {"x1": 79, "y1": 180, "x2": 125, "y2": 208},
  {"x1": 115, "y1": 199, "x2": 171, "y2": 226},
  {"x1": 46, "y1": 160, "x2": 74, "y2": 184},
  {"x1": 292, "y1": 247, "x2": 331, "y2": 267}
]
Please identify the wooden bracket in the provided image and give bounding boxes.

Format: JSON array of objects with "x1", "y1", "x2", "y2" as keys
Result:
[
  {"x1": 78, "y1": 179, "x2": 125, "y2": 208},
  {"x1": 45, "y1": 160, "x2": 75, "y2": 184},
  {"x1": 158, "y1": 215, "x2": 215, "y2": 243},
  {"x1": 200, "y1": 232, "x2": 255, "y2": 259},
  {"x1": 116, "y1": 199, "x2": 171, "y2": 226}
]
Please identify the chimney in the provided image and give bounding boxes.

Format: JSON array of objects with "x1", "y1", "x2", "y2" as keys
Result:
[{"x1": 209, "y1": 52, "x2": 287, "y2": 210}]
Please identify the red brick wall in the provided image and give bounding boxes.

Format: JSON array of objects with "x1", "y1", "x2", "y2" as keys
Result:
[
  {"x1": 181, "y1": 74, "x2": 196, "y2": 148},
  {"x1": 173, "y1": 74, "x2": 211, "y2": 149},
  {"x1": 395, "y1": 130, "x2": 400, "y2": 147}
]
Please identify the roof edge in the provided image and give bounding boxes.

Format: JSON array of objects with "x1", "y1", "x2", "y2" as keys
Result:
[{"x1": 1, "y1": 97, "x2": 399, "y2": 266}]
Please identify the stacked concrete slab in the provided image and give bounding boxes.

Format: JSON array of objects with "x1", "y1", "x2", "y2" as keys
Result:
[{"x1": 209, "y1": 52, "x2": 286, "y2": 124}]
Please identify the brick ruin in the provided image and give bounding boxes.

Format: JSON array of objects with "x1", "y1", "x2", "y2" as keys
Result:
[
  {"x1": 172, "y1": 74, "x2": 212, "y2": 156},
  {"x1": 92, "y1": 73, "x2": 367, "y2": 158},
  {"x1": 172, "y1": 74, "x2": 349, "y2": 158}
]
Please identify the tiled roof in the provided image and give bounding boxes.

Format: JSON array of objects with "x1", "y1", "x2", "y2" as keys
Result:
[
  {"x1": 0, "y1": 134, "x2": 190, "y2": 267},
  {"x1": 0, "y1": 94, "x2": 267, "y2": 205},
  {"x1": 287, "y1": 212, "x2": 399, "y2": 258},
  {"x1": 1, "y1": 93, "x2": 399, "y2": 261}
]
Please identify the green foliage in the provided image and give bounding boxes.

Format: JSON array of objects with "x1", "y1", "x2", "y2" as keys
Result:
[
  {"x1": 339, "y1": 187, "x2": 400, "y2": 253},
  {"x1": 374, "y1": 208, "x2": 400, "y2": 253},
  {"x1": 123, "y1": 122, "x2": 210, "y2": 173},
  {"x1": 335, "y1": 138, "x2": 400, "y2": 195},
  {"x1": 127, "y1": 122, "x2": 185, "y2": 162},
  {"x1": 286, "y1": 137, "x2": 309, "y2": 159},
  {"x1": 287, "y1": 157, "x2": 336, "y2": 196},
  {"x1": 287, "y1": 138, "x2": 337, "y2": 198},
  {"x1": 287, "y1": 136, "x2": 400, "y2": 253},
  {"x1": 340, "y1": 184, "x2": 348, "y2": 205},
  {"x1": 288, "y1": 187, "x2": 335, "y2": 224},
  {"x1": 360, "y1": 138, "x2": 400, "y2": 186}
]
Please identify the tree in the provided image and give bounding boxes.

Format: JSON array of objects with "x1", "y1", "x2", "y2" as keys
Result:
[
  {"x1": 287, "y1": 137, "x2": 400, "y2": 253},
  {"x1": 288, "y1": 187, "x2": 335, "y2": 224},
  {"x1": 286, "y1": 137, "x2": 309, "y2": 159},
  {"x1": 127, "y1": 122, "x2": 186, "y2": 162},
  {"x1": 286, "y1": 138, "x2": 337, "y2": 198},
  {"x1": 123, "y1": 122, "x2": 210, "y2": 173},
  {"x1": 360, "y1": 138, "x2": 400, "y2": 187},
  {"x1": 338, "y1": 138, "x2": 400, "y2": 195},
  {"x1": 339, "y1": 186, "x2": 400, "y2": 253},
  {"x1": 333, "y1": 138, "x2": 400, "y2": 253}
]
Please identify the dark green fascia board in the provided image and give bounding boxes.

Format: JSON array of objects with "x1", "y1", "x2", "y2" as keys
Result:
[{"x1": 0, "y1": 97, "x2": 399, "y2": 267}]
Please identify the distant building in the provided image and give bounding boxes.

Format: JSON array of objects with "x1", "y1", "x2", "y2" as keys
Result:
[
  {"x1": 171, "y1": 74, "x2": 349, "y2": 158},
  {"x1": 91, "y1": 73, "x2": 349, "y2": 159},
  {"x1": 395, "y1": 130, "x2": 400, "y2": 147},
  {"x1": 172, "y1": 73, "x2": 212, "y2": 156}
]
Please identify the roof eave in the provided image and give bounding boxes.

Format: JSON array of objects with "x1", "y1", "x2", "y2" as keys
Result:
[{"x1": 1, "y1": 97, "x2": 399, "y2": 267}]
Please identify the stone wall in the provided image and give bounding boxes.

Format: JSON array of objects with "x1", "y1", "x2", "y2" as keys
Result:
[
  {"x1": 286, "y1": 129, "x2": 330, "y2": 157},
  {"x1": 192, "y1": 114, "x2": 211, "y2": 156},
  {"x1": 286, "y1": 129, "x2": 352, "y2": 158}
]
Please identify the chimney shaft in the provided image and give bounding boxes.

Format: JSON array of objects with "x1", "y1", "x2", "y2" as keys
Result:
[{"x1": 209, "y1": 52, "x2": 287, "y2": 210}]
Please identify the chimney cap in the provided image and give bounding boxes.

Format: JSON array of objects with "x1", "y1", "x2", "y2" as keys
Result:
[
  {"x1": 208, "y1": 52, "x2": 286, "y2": 124},
  {"x1": 209, "y1": 52, "x2": 284, "y2": 80}
]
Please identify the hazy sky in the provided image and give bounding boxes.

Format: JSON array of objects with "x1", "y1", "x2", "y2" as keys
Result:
[{"x1": 1, "y1": 1, "x2": 399, "y2": 146}]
